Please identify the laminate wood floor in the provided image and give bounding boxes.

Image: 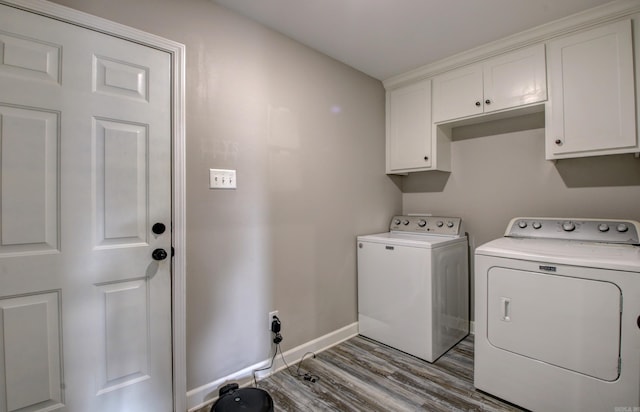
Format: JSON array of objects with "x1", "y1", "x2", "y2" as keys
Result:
[{"x1": 202, "y1": 334, "x2": 525, "y2": 412}]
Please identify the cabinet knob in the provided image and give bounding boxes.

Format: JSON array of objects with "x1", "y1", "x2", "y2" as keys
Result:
[
  {"x1": 424, "y1": 156, "x2": 429, "y2": 161},
  {"x1": 555, "y1": 139, "x2": 563, "y2": 146},
  {"x1": 475, "y1": 101, "x2": 481, "y2": 107},
  {"x1": 485, "y1": 99, "x2": 491, "y2": 105}
]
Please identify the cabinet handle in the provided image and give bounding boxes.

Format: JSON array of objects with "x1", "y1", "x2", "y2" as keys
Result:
[
  {"x1": 485, "y1": 99, "x2": 491, "y2": 105},
  {"x1": 475, "y1": 101, "x2": 481, "y2": 107},
  {"x1": 424, "y1": 156, "x2": 429, "y2": 161},
  {"x1": 555, "y1": 139, "x2": 563, "y2": 146}
]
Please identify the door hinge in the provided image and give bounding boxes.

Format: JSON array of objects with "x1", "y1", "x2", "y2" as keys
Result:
[{"x1": 618, "y1": 357, "x2": 622, "y2": 374}]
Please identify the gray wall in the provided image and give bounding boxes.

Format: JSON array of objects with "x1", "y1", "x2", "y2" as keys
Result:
[
  {"x1": 51, "y1": 0, "x2": 401, "y2": 392},
  {"x1": 44, "y1": 0, "x2": 640, "y2": 397},
  {"x1": 402, "y1": 113, "x2": 640, "y2": 316}
]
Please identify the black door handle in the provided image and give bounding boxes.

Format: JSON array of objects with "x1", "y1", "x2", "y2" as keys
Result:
[{"x1": 152, "y1": 248, "x2": 168, "y2": 261}]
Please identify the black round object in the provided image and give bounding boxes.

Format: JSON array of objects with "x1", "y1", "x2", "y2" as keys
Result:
[
  {"x1": 211, "y1": 388, "x2": 274, "y2": 412},
  {"x1": 152, "y1": 222, "x2": 166, "y2": 235},
  {"x1": 152, "y1": 248, "x2": 168, "y2": 261}
]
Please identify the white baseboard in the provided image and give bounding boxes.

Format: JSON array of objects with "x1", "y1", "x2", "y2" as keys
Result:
[{"x1": 186, "y1": 322, "x2": 358, "y2": 412}]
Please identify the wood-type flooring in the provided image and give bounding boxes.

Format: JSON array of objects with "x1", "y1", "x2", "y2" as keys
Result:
[{"x1": 201, "y1": 334, "x2": 525, "y2": 412}]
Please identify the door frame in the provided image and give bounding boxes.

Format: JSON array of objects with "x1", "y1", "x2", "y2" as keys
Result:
[{"x1": 0, "y1": 0, "x2": 187, "y2": 410}]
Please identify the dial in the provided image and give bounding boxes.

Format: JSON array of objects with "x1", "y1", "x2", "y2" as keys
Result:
[
  {"x1": 598, "y1": 224, "x2": 609, "y2": 232},
  {"x1": 532, "y1": 222, "x2": 542, "y2": 229},
  {"x1": 518, "y1": 221, "x2": 527, "y2": 229},
  {"x1": 393, "y1": 219, "x2": 401, "y2": 225},
  {"x1": 617, "y1": 223, "x2": 629, "y2": 233},
  {"x1": 418, "y1": 219, "x2": 427, "y2": 227},
  {"x1": 403, "y1": 220, "x2": 410, "y2": 226},
  {"x1": 437, "y1": 221, "x2": 444, "y2": 228},
  {"x1": 446, "y1": 221, "x2": 454, "y2": 228},
  {"x1": 562, "y1": 221, "x2": 576, "y2": 232}
]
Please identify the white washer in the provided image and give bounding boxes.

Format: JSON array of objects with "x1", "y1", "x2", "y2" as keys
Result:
[
  {"x1": 357, "y1": 215, "x2": 469, "y2": 362},
  {"x1": 475, "y1": 217, "x2": 640, "y2": 412}
]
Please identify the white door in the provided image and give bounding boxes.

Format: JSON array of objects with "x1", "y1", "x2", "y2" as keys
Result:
[
  {"x1": 487, "y1": 267, "x2": 621, "y2": 381},
  {"x1": 546, "y1": 19, "x2": 636, "y2": 157},
  {"x1": 432, "y1": 64, "x2": 483, "y2": 123},
  {"x1": 386, "y1": 79, "x2": 432, "y2": 172},
  {"x1": 0, "y1": 4, "x2": 173, "y2": 412},
  {"x1": 482, "y1": 43, "x2": 547, "y2": 113}
]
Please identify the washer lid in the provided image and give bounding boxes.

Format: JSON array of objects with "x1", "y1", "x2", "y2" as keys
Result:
[
  {"x1": 357, "y1": 232, "x2": 466, "y2": 248},
  {"x1": 476, "y1": 237, "x2": 640, "y2": 272}
]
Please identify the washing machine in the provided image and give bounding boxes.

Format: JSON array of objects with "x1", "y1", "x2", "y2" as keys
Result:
[
  {"x1": 357, "y1": 215, "x2": 469, "y2": 362},
  {"x1": 474, "y1": 217, "x2": 640, "y2": 412}
]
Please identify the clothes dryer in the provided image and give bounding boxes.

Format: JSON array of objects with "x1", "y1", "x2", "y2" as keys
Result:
[{"x1": 475, "y1": 217, "x2": 640, "y2": 412}]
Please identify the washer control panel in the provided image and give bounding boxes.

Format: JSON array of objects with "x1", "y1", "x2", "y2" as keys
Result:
[
  {"x1": 390, "y1": 215, "x2": 462, "y2": 236},
  {"x1": 506, "y1": 217, "x2": 640, "y2": 245}
]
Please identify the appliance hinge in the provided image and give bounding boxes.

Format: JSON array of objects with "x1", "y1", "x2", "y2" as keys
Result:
[{"x1": 620, "y1": 295, "x2": 623, "y2": 313}]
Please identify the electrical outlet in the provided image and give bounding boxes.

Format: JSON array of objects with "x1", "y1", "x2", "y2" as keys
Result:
[{"x1": 268, "y1": 310, "x2": 279, "y2": 331}]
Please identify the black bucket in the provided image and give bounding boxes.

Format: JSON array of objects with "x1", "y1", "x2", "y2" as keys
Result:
[{"x1": 211, "y1": 383, "x2": 274, "y2": 412}]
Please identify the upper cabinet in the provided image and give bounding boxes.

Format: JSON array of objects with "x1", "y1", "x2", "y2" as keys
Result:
[
  {"x1": 384, "y1": 2, "x2": 640, "y2": 174},
  {"x1": 386, "y1": 79, "x2": 450, "y2": 173},
  {"x1": 432, "y1": 44, "x2": 547, "y2": 124},
  {"x1": 546, "y1": 19, "x2": 638, "y2": 159}
]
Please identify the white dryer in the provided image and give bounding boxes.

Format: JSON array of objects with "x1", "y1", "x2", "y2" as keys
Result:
[
  {"x1": 357, "y1": 215, "x2": 469, "y2": 362},
  {"x1": 475, "y1": 217, "x2": 640, "y2": 412}
]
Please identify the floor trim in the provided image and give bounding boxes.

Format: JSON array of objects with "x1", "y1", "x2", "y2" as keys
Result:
[{"x1": 187, "y1": 322, "x2": 358, "y2": 412}]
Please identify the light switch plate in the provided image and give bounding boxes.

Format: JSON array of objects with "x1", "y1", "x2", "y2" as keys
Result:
[{"x1": 209, "y1": 168, "x2": 236, "y2": 189}]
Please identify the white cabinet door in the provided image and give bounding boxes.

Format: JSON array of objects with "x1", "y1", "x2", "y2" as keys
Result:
[
  {"x1": 386, "y1": 79, "x2": 433, "y2": 172},
  {"x1": 546, "y1": 19, "x2": 637, "y2": 159},
  {"x1": 433, "y1": 44, "x2": 547, "y2": 123},
  {"x1": 432, "y1": 64, "x2": 483, "y2": 123},
  {"x1": 483, "y1": 43, "x2": 547, "y2": 113}
]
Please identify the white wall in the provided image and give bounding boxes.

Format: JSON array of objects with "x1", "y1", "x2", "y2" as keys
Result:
[{"x1": 51, "y1": 0, "x2": 402, "y2": 399}]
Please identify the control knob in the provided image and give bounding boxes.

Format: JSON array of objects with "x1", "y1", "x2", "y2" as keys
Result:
[
  {"x1": 393, "y1": 218, "x2": 401, "y2": 225},
  {"x1": 418, "y1": 219, "x2": 427, "y2": 227},
  {"x1": 617, "y1": 223, "x2": 629, "y2": 233},
  {"x1": 532, "y1": 222, "x2": 542, "y2": 230},
  {"x1": 518, "y1": 221, "x2": 527, "y2": 229},
  {"x1": 562, "y1": 221, "x2": 576, "y2": 232},
  {"x1": 446, "y1": 221, "x2": 454, "y2": 228},
  {"x1": 598, "y1": 224, "x2": 610, "y2": 232},
  {"x1": 437, "y1": 221, "x2": 444, "y2": 228},
  {"x1": 403, "y1": 220, "x2": 410, "y2": 226}
]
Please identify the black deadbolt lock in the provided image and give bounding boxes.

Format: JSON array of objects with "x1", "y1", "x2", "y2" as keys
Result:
[
  {"x1": 152, "y1": 248, "x2": 168, "y2": 261},
  {"x1": 152, "y1": 223, "x2": 166, "y2": 235}
]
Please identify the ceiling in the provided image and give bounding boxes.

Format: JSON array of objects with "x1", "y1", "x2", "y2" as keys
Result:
[{"x1": 213, "y1": 0, "x2": 615, "y2": 80}]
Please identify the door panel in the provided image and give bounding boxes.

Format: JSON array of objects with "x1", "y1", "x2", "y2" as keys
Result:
[
  {"x1": 0, "y1": 105, "x2": 59, "y2": 254},
  {"x1": 487, "y1": 267, "x2": 621, "y2": 381},
  {"x1": 483, "y1": 43, "x2": 547, "y2": 112},
  {"x1": 0, "y1": 4, "x2": 172, "y2": 411},
  {"x1": 95, "y1": 118, "x2": 149, "y2": 246},
  {"x1": 547, "y1": 19, "x2": 636, "y2": 156},
  {"x1": 0, "y1": 292, "x2": 63, "y2": 412}
]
